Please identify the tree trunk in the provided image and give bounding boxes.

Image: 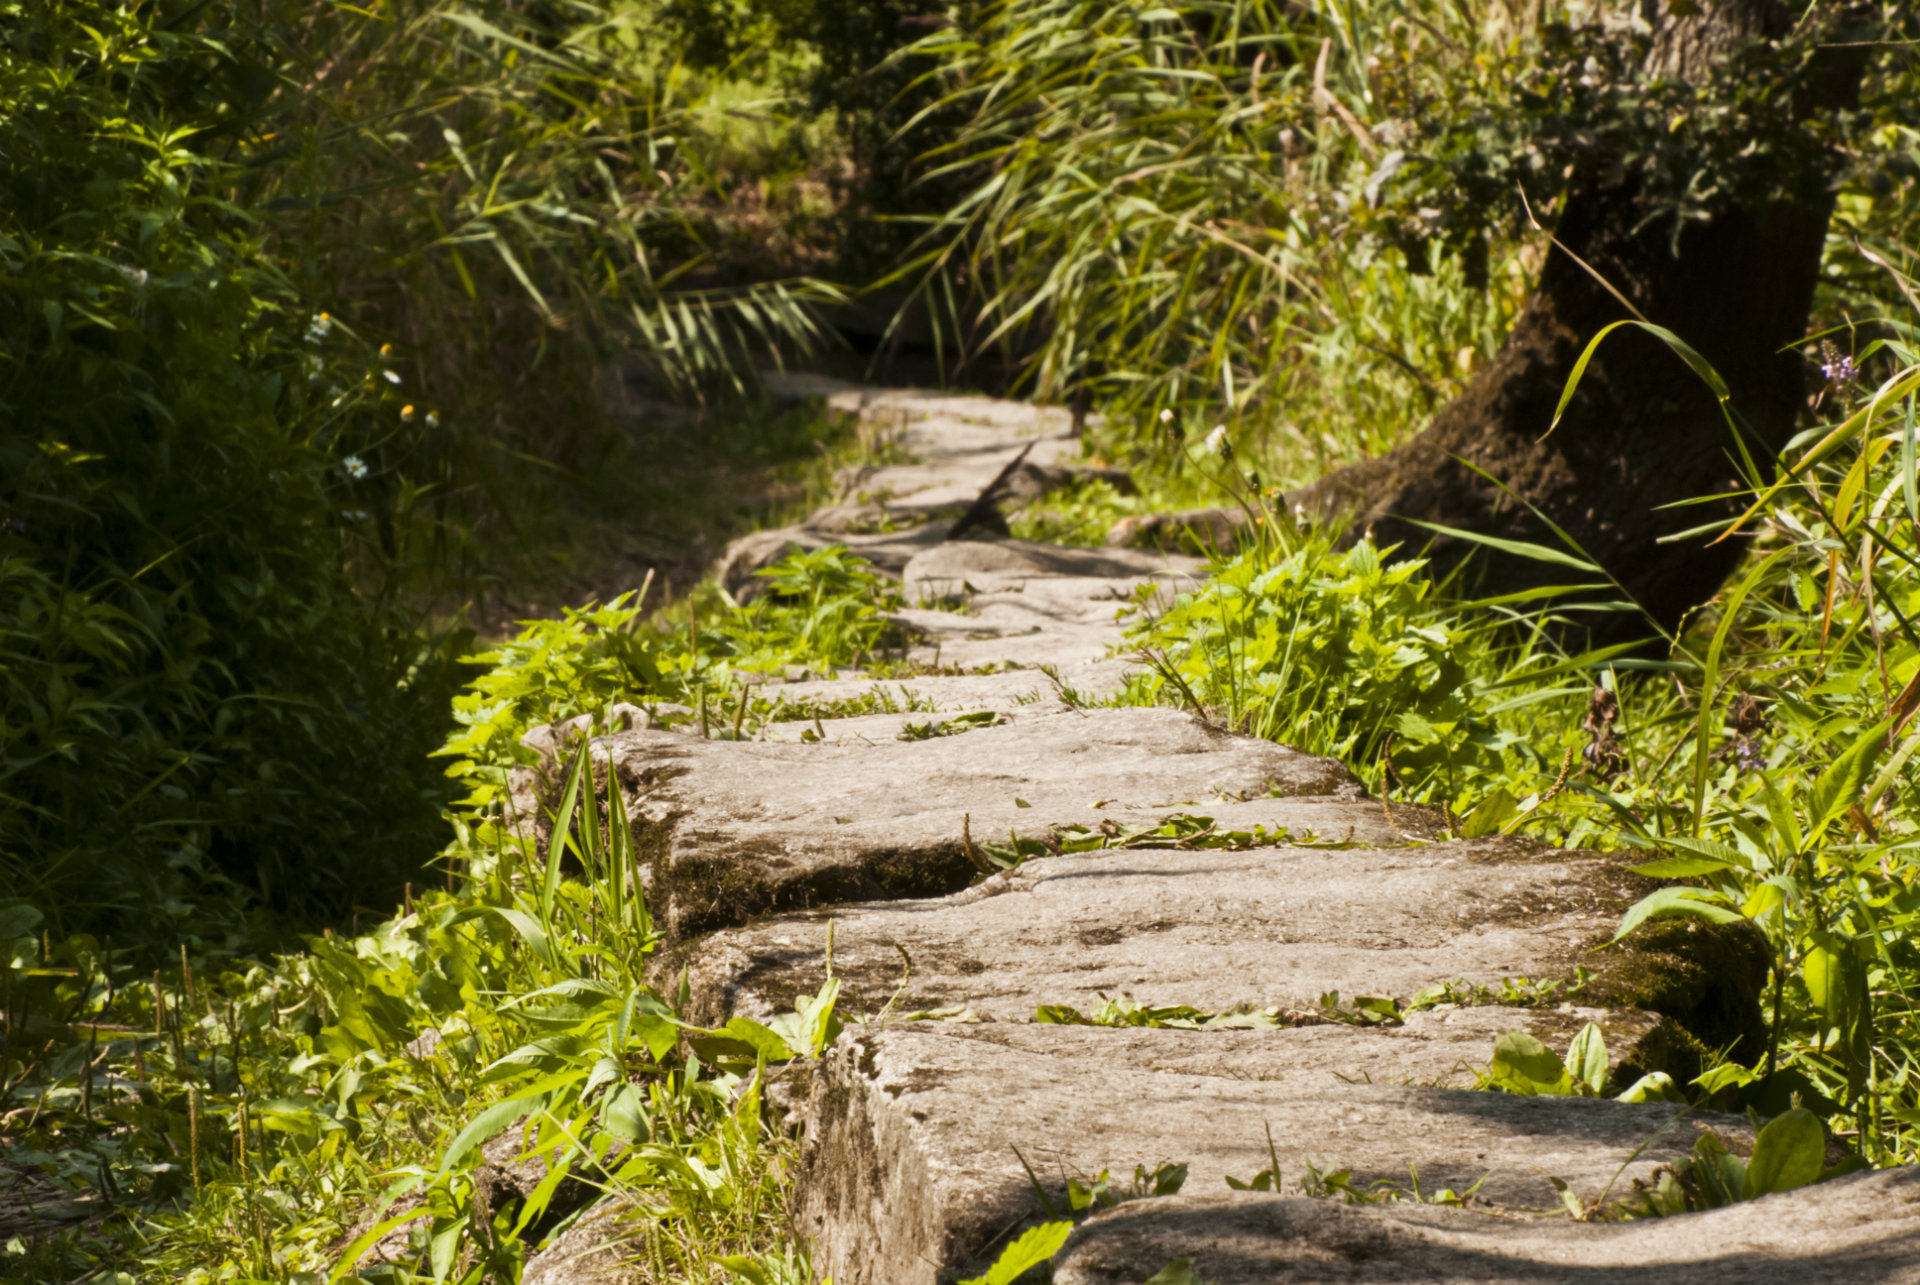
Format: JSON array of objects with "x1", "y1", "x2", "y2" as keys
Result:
[{"x1": 1293, "y1": 1, "x2": 1868, "y2": 639}]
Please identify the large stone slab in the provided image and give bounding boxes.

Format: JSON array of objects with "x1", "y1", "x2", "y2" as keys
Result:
[
  {"x1": 1051, "y1": 1171, "x2": 1920, "y2": 1284},
  {"x1": 514, "y1": 706, "x2": 1380, "y2": 941},
  {"x1": 674, "y1": 839, "x2": 1763, "y2": 1048},
  {"x1": 791, "y1": 1024, "x2": 1757, "y2": 1285}
]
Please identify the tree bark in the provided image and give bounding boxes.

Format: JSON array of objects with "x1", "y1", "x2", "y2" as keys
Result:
[{"x1": 1293, "y1": 1, "x2": 1868, "y2": 639}]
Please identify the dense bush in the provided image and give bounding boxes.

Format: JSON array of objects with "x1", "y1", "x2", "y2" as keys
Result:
[{"x1": 0, "y1": 3, "x2": 462, "y2": 936}]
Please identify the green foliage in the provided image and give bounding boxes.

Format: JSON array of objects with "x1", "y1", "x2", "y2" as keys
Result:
[
  {"x1": 436, "y1": 545, "x2": 901, "y2": 818},
  {"x1": 0, "y1": 742, "x2": 837, "y2": 1282},
  {"x1": 439, "y1": 593, "x2": 682, "y2": 815},
  {"x1": 1122, "y1": 533, "x2": 1523, "y2": 799},
  {"x1": 1479, "y1": 1023, "x2": 1685, "y2": 1106},
  {"x1": 0, "y1": 0, "x2": 467, "y2": 936},
  {"x1": 716, "y1": 545, "x2": 907, "y2": 673},
  {"x1": 961, "y1": 1219, "x2": 1073, "y2": 1285},
  {"x1": 1622, "y1": 1109, "x2": 1861, "y2": 1219}
]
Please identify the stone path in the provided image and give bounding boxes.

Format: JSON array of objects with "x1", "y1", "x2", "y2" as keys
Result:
[{"x1": 522, "y1": 383, "x2": 1920, "y2": 1284}]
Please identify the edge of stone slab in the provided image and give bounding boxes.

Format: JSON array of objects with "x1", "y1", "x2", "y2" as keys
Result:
[
  {"x1": 1050, "y1": 1171, "x2": 1920, "y2": 1285},
  {"x1": 791, "y1": 1023, "x2": 1762, "y2": 1285}
]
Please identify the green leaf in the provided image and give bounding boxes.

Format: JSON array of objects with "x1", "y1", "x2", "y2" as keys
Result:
[
  {"x1": 429, "y1": 1211, "x2": 464, "y2": 1283},
  {"x1": 1611, "y1": 886, "x2": 1741, "y2": 943},
  {"x1": 1404, "y1": 521, "x2": 1600, "y2": 572},
  {"x1": 1744, "y1": 1108, "x2": 1825, "y2": 1197},
  {"x1": 721, "y1": 1017, "x2": 798, "y2": 1061},
  {"x1": 714, "y1": 1257, "x2": 772, "y2": 1285},
  {"x1": 1565, "y1": 1023, "x2": 1608, "y2": 1095},
  {"x1": 1459, "y1": 788, "x2": 1520, "y2": 838},
  {"x1": 1806, "y1": 721, "x2": 1891, "y2": 842},
  {"x1": 600, "y1": 1083, "x2": 652, "y2": 1142},
  {"x1": 961, "y1": 1220, "x2": 1074, "y2": 1285},
  {"x1": 330, "y1": 1205, "x2": 432, "y2": 1283},
  {"x1": 1143, "y1": 1260, "x2": 1202, "y2": 1285},
  {"x1": 435, "y1": 1092, "x2": 544, "y2": 1180},
  {"x1": 1489, "y1": 1031, "x2": 1572, "y2": 1095},
  {"x1": 1689, "y1": 1131, "x2": 1747, "y2": 1207},
  {"x1": 544, "y1": 743, "x2": 590, "y2": 925},
  {"x1": 1803, "y1": 936, "x2": 1873, "y2": 1095},
  {"x1": 1614, "y1": 1072, "x2": 1686, "y2": 1104},
  {"x1": 1626, "y1": 855, "x2": 1737, "y2": 879}
]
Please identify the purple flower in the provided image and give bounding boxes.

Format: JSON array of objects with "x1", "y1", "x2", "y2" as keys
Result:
[{"x1": 1822, "y1": 352, "x2": 1857, "y2": 384}]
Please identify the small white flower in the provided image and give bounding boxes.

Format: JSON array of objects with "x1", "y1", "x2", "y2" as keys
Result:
[
  {"x1": 383, "y1": 370, "x2": 401, "y2": 385},
  {"x1": 343, "y1": 455, "x2": 369, "y2": 480},
  {"x1": 425, "y1": 410, "x2": 440, "y2": 428},
  {"x1": 306, "y1": 313, "x2": 333, "y2": 342},
  {"x1": 1204, "y1": 425, "x2": 1229, "y2": 456},
  {"x1": 400, "y1": 404, "x2": 416, "y2": 423},
  {"x1": 115, "y1": 264, "x2": 148, "y2": 288},
  {"x1": 342, "y1": 508, "x2": 371, "y2": 522},
  {"x1": 1159, "y1": 408, "x2": 1174, "y2": 424}
]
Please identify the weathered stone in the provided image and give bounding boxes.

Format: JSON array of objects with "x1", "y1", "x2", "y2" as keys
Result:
[
  {"x1": 1052, "y1": 1171, "x2": 1920, "y2": 1284},
  {"x1": 901, "y1": 538, "x2": 1201, "y2": 604},
  {"x1": 765, "y1": 659, "x2": 1141, "y2": 717},
  {"x1": 792, "y1": 1024, "x2": 1756, "y2": 1285},
  {"x1": 520, "y1": 1197, "x2": 641, "y2": 1285},
  {"x1": 887, "y1": 539, "x2": 1201, "y2": 667},
  {"x1": 674, "y1": 839, "x2": 1757, "y2": 1050},
  {"x1": 514, "y1": 706, "x2": 1372, "y2": 942}
]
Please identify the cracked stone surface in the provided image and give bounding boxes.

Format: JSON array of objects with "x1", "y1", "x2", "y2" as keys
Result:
[{"x1": 671, "y1": 840, "x2": 1731, "y2": 1031}]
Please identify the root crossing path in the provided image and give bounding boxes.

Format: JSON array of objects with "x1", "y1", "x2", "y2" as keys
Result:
[{"x1": 520, "y1": 381, "x2": 1920, "y2": 1285}]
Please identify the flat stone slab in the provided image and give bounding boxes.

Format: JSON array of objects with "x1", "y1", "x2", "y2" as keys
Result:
[
  {"x1": 765, "y1": 660, "x2": 1141, "y2": 716},
  {"x1": 792, "y1": 1024, "x2": 1757, "y2": 1285},
  {"x1": 674, "y1": 839, "x2": 1754, "y2": 1039},
  {"x1": 515, "y1": 706, "x2": 1378, "y2": 941},
  {"x1": 1052, "y1": 1170, "x2": 1920, "y2": 1284}
]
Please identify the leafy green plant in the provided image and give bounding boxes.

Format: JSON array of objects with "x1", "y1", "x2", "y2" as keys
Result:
[
  {"x1": 0, "y1": 0, "x2": 474, "y2": 938},
  {"x1": 1121, "y1": 530, "x2": 1593, "y2": 804},
  {"x1": 1620, "y1": 1109, "x2": 1863, "y2": 1219},
  {"x1": 960, "y1": 1219, "x2": 1074, "y2": 1285},
  {"x1": 1478, "y1": 1024, "x2": 1684, "y2": 1106},
  {"x1": 718, "y1": 545, "x2": 909, "y2": 675}
]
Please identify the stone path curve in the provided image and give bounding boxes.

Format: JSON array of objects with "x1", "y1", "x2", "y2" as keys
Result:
[{"x1": 522, "y1": 379, "x2": 1920, "y2": 1285}]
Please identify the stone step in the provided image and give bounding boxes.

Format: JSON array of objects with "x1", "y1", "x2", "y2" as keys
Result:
[
  {"x1": 791, "y1": 1024, "x2": 1758, "y2": 1285},
  {"x1": 673, "y1": 840, "x2": 1763, "y2": 1054},
  {"x1": 1050, "y1": 1171, "x2": 1920, "y2": 1284},
  {"x1": 515, "y1": 705, "x2": 1397, "y2": 942}
]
